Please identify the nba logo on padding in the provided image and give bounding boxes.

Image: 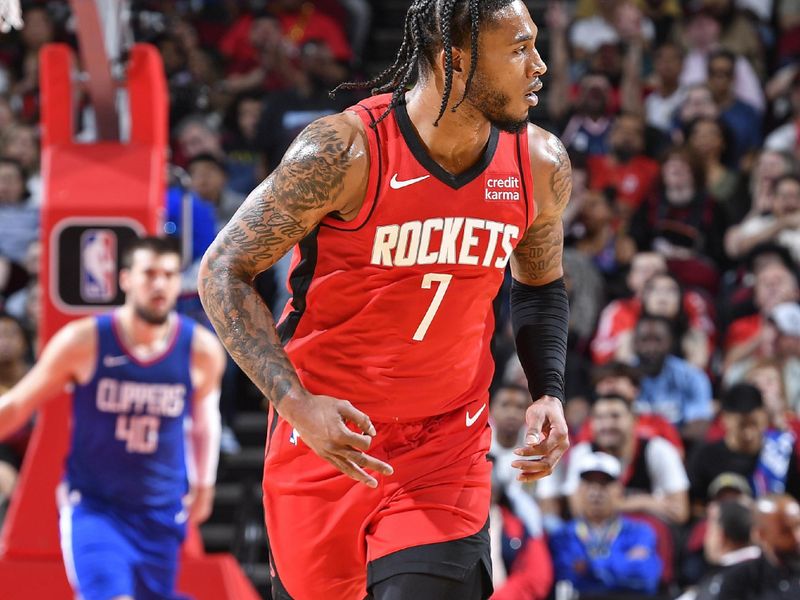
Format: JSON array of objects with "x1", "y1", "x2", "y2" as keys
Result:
[{"x1": 80, "y1": 229, "x2": 117, "y2": 302}]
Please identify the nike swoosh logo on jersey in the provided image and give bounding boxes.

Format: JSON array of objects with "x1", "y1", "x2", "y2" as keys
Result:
[
  {"x1": 466, "y1": 403, "x2": 487, "y2": 427},
  {"x1": 390, "y1": 174, "x2": 430, "y2": 189},
  {"x1": 103, "y1": 355, "x2": 129, "y2": 368}
]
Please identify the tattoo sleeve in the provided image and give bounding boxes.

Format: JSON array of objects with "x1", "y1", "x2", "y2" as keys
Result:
[
  {"x1": 198, "y1": 116, "x2": 363, "y2": 409},
  {"x1": 511, "y1": 132, "x2": 571, "y2": 285}
]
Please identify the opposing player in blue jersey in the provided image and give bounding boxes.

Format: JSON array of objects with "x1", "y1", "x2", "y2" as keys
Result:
[{"x1": 0, "y1": 236, "x2": 226, "y2": 600}]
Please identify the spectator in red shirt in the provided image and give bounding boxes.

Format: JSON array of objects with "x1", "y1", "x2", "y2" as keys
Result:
[
  {"x1": 588, "y1": 112, "x2": 661, "y2": 219},
  {"x1": 640, "y1": 272, "x2": 715, "y2": 370},
  {"x1": 630, "y1": 146, "x2": 728, "y2": 295},
  {"x1": 219, "y1": 2, "x2": 352, "y2": 81},
  {"x1": 591, "y1": 251, "x2": 715, "y2": 365},
  {"x1": 724, "y1": 260, "x2": 800, "y2": 374},
  {"x1": 489, "y1": 457, "x2": 553, "y2": 600}
]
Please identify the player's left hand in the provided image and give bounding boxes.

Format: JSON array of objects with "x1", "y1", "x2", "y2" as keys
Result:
[
  {"x1": 185, "y1": 485, "x2": 215, "y2": 524},
  {"x1": 511, "y1": 395, "x2": 569, "y2": 482}
]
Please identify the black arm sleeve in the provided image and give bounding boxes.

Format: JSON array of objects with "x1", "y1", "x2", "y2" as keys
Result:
[{"x1": 510, "y1": 277, "x2": 569, "y2": 403}]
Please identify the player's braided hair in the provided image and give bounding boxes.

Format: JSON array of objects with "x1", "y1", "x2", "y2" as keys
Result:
[{"x1": 332, "y1": 0, "x2": 513, "y2": 127}]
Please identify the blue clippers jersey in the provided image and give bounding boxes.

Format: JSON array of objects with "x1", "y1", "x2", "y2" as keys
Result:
[{"x1": 66, "y1": 312, "x2": 195, "y2": 508}]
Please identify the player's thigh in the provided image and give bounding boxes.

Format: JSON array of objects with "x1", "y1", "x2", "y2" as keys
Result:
[
  {"x1": 133, "y1": 539, "x2": 183, "y2": 599},
  {"x1": 367, "y1": 398, "x2": 493, "y2": 561},
  {"x1": 60, "y1": 500, "x2": 135, "y2": 600},
  {"x1": 367, "y1": 531, "x2": 492, "y2": 600},
  {"x1": 263, "y1": 416, "x2": 379, "y2": 600}
]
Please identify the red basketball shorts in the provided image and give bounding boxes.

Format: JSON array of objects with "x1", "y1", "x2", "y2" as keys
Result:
[{"x1": 262, "y1": 395, "x2": 492, "y2": 600}]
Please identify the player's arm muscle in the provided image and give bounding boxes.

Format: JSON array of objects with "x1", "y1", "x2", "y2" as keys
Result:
[
  {"x1": 197, "y1": 113, "x2": 368, "y2": 411},
  {"x1": 187, "y1": 325, "x2": 225, "y2": 495},
  {"x1": 510, "y1": 126, "x2": 571, "y2": 284},
  {"x1": 0, "y1": 319, "x2": 95, "y2": 439}
]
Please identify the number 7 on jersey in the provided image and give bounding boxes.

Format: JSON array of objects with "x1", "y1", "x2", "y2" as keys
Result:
[{"x1": 413, "y1": 273, "x2": 452, "y2": 341}]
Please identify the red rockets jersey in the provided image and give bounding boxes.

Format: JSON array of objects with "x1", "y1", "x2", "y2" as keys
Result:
[{"x1": 276, "y1": 94, "x2": 536, "y2": 422}]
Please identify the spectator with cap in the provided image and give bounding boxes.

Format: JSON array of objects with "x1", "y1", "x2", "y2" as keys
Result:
[
  {"x1": 716, "y1": 495, "x2": 800, "y2": 599},
  {"x1": 632, "y1": 314, "x2": 714, "y2": 441},
  {"x1": 688, "y1": 384, "x2": 800, "y2": 512},
  {"x1": 560, "y1": 394, "x2": 690, "y2": 525},
  {"x1": 549, "y1": 451, "x2": 663, "y2": 597},
  {"x1": 677, "y1": 499, "x2": 759, "y2": 600}
]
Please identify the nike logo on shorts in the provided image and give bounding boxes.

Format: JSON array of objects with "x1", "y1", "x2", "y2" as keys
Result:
[
  {"x1": 103, "y1": 355, "x2": 129, "y2": 368},
  {"x1": 466, "y1": 403, "x2": 487, "y2": 427},
  {"x1": 389, "y1": 174, "x2": 430, "y2": 189}
]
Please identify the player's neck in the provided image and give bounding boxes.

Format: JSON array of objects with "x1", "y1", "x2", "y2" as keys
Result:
[
  {"x1": 116, "y1": 306, "x2": 175, "y2": 352},
  {"x1": 404, "y1": 87, "x2": 493, "y2": 177}
]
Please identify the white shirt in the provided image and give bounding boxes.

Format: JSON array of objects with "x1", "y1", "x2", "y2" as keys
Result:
[
  {"x1": 560, "y1": 438, "x2": 689, "y2": 497},
  {"x1": 765, "y1": 121, "x2": 799, "y2": 153},
  {"x1": 680, "y1": 50, "x2": 765, "y2": 113},
  {"x1": 646, "y1": 87, "x2": 687, "y2": 133},
  {"x1": 569, "y1": 15, "x2": 654, "y2": 54}
]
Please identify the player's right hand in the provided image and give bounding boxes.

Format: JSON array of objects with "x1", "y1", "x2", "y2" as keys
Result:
[{"x1": 282, "y1": 393, "x2": 394, "y2": 488}]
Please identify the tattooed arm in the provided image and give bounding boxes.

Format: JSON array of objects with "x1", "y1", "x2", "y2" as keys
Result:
[
  {"x1": 508, "y1": 125, "x2": 572, "y2": 482},
  {"x1": 510, "y1": 125, "x2": 571, "y2": 286},
  {"x1": 198, "y1": 113, "x2": 393, "y2": 487}
]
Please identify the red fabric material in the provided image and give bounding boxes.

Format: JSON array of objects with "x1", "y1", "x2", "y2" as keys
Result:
[
  {"x1": 587, "y1": 155, "x2": 660, "y2": 211},
  {"x1": 263, "y1": 400, "x2": 493, "y2": 599},
  {"x1": 724, "y1": 314, "x2": 762, "y2": 352},
  {"x1": 280, "y1": 94, "x2": 534, "y2": 422},
  {"x1": 591, "y1": 292, "x2": 715, "y2": 364},
  {"x1": 219, "y1": 8, "x2": 352, "y2": 75},
  {"x1": 491, "y1": 518, "x2": 553, "y2": 600}
]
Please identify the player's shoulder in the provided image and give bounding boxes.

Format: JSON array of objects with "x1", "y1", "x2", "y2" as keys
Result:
[
  {"x1": 525, "y1": 123, "x2": 569, "y2": 173},
  {"x1": 42, "y1": 316, "x2": 97, "y2": 367},
  {"x1": 291, "y1": 111, "x2": 369, "y2": 167},
  {"x1": 56, "y1": 316, "x2": 97, "y2": 348}
]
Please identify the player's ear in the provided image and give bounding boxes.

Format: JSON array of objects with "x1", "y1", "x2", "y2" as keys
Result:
[
  {"x1": 450, "y1": 45, "x2": 465, "y2": 74},
  {"x1": 118, "y1": 267, "x2": 131, "y2": 293},
  {"x1": 436, "y1": 46, "x2": 466, "y2": 76}
]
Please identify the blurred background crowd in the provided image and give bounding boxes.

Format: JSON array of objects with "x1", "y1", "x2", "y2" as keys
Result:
[{"x1": 0, "y1": 0, "x2": 800, "y2": 598}]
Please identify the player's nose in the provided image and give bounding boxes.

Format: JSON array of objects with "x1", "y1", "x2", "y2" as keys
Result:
[{"x1": 528, "y1": 48, "x2": 546, "y2": 78}]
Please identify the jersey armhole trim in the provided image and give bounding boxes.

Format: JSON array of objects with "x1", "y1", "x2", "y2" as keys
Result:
[
  {"x1": 321, "y1": 104, "x2": 382, "y2": 231},
  {"x1": 517, "y1": 130, "x2": 536, "y2": 230}
]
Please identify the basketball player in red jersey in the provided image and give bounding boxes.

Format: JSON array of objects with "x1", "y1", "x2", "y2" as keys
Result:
[{"x1": 199, "y1": 1, "x2": 570, "y2": 598}]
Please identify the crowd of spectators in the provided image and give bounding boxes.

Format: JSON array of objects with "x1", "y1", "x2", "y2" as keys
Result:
[
  {"x1": 0, "y1": 0, "x2": 800, "y2": 598},
  {"x1": 487, "y1": 0, "x2": 800, "y2": 597}
]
